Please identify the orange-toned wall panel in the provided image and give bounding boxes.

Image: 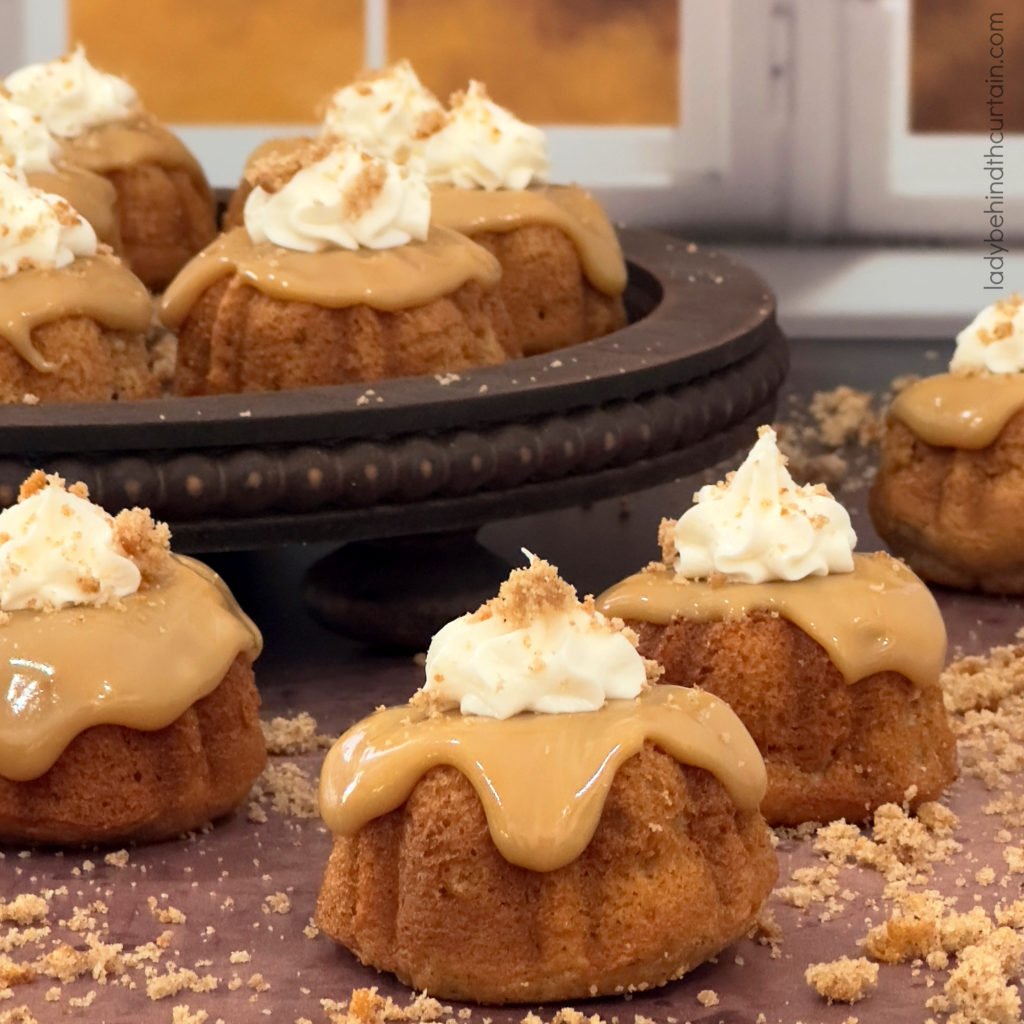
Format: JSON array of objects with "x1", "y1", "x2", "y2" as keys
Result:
[
  {"x1": 68, "y1": 0, "x2": 364, "y2": 123},
  {"x1": 911, "y1": 0, "x2": 1022, "y2": 132},
  {"x1": 388, "y1": 0, "x2": 680, "y2": 125}
]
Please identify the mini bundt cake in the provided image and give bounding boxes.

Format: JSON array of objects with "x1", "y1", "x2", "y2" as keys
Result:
[
  {"x1": 0, "y1": 170, "x2": 157, "y2": 403},
  {"x1": 225, "y1": 67, "x2": 628, "y2": 358},
  {"x1": 870, "y1": 293, "x2": 1024, "y2": 593},
  {"x1": 163, "y1": 141, "x2": 517, "y2": 395},
  {"x1": 597, "y1": 426, "x2": 958, "y2": 826},
  {"x1": 424, "y1": 82, "x2": 627, "y2": 355},
  {"x1": 0, "y1": 471, "x2": 265, "y2": 845},
  {"x1": 6, "y1": 47, "x2": 217, "y2": 291},
  {"x1": 317, "y1": 556, "x2": 776, "y2": 1004}
]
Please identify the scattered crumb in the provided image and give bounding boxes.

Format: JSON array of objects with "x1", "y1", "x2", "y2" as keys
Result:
[{"x1": 805, "y1": 956, "x2": 879, "y2": 1004}]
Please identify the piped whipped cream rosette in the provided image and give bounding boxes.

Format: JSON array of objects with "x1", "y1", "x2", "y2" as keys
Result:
[
  {"x1": 0, "y1": 472, "x2": 142, "y2": 611},
  {"x1": 950, "y1": 292, "x2": 1024, "y2": 375},
  {"x1": 0, "y1": 169, "x2": 97, "y2": 277},
  {"x1": 421, "y1": 552, "x2": 655, "y2": 719},
  {"x1": 320, "y1": 59, "x2": 445, "y2": 167},
  {"x1": 242, "y1": 141, "x2": 431, "y2": 253},
  {"x1": 419, "y1": 80, "x2": 550, "y2": 191},
  {"x1": 0, "y1": 94, "x2": 61, "y2": 174},
  {"x1": 4, "y1": 46, "x2": 139, "y2": 138},
  {"x1": 667, "y1": 425, "x2": 857, "y2": 584}
]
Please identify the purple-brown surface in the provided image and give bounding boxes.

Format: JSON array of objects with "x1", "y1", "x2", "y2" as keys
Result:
[{"x1": 2, "y1": 338, "x2": 1023, "y2": 1024}]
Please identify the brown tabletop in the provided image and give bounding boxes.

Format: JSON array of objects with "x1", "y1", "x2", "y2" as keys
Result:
[{"x1": 3, "y1": 337, "x2": 1022, "y2": 1024}]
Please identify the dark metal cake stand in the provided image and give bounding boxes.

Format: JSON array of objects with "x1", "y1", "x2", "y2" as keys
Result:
[{"x1": 0, "y1": 229, "x2": 786, "y2": 644}]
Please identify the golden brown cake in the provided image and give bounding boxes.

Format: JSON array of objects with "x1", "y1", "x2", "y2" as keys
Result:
[
  {"x1": 316, "y1": 558, "x2": 776, "y2": 1004},
  {"x1": 5, "y1": 49, "x2": 217, "y2": 292},
  {"x1": 163, "y1": 143, "x2": 518, "y2": 396},
  {"x1": 0, "y1": 472, "x2": 265, "y2": 845},
  {"x1": 423, "y1": 83, "x2": 627, "y2": 355},
  {"x1": 597, "y1": 427, "x2": 958, "y2": 826},
  {"x1": 0, "y1": 171, "x2": 158, "y2": 404},
  {"x1": 90, "y1": 128, "x2": 217, "y2": 292},
  {"x1": 431, "y1": 186, "x2": 627, "y2": 356},
  {"x1": 870, "y1": 295, "x2": 1024, "y2": 592}
]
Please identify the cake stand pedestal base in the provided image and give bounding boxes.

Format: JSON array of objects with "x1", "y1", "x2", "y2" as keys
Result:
[{"x1": 303, "y1": 532, "x2": 514, "y2": 650}]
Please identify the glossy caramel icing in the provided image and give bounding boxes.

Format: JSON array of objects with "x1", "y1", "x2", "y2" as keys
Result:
[
  {"x1": 596, "y1": 553, "x2": 945, "y2": 690},
  {"x1": 430, "y1": 184, "x2": 627, "y2": 297},
  {"x1": 0, "y1": 556, "x2": 262, "y2": 782},
  {"x1": 319, "y1": 685, "x2": 766, "y2": 872},
  {"x1": 159, "y1": 225, "x2": 503, "y2": 326},
  {"x1": 0, "y1": 254, "x2": 154, "y2": 372},
  {"x1": 27, "y1": 164, "x2": 120, "y2": 249},
  {"x1": 891, "y1": 372, "x2": 1024, "y2": 450},
  {"x1": 61, "y1": 116, "x2": 207, "y2": 183}
]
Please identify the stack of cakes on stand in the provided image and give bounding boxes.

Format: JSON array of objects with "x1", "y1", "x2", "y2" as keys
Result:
[
  {"x1": 162, "y1": 140, "x2": 517, "y2": 395},
  {"x1": 316, "y1": 555, "x2": 776, "y2": 1003},
  {"x1": 0, "y1": 168, "x2": 156, "y2": 403},
  {"x1": 597, "y1": 426, "x2": 958, "y2": 825},
  {"x1": 5, "y1": 47, "x2": 217, "y2": 291},
  {"x1": 871, "y1": 293, "x2": 1024, "y2": 593},
  {"x1": 0, "y1": 471, "x2": 264, "y2": 844}
]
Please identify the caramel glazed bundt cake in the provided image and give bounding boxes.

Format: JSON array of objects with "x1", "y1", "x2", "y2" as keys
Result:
[
  {"x1": 226, "y1": 61, "x2": 627, "y2": 356},
  {"x1": 316, "y1": 556, "x2": 777, "y2": 1005},
  {"x1": 0, "y1": 169, "x2": 158, "y2": 403},
  {"x1": 421, "y1": 80, "x2": 628, "y2": 355},
  {"x1": 597, "y1": 426, "x2": 958, "y2": 827},
  {"x1": 5, "y1": 46, "x2": 217, "y2": 292},
  {"x1": 162, "y1": 140, "x2": 518, "y2": 395},
  {"x1": 871, "y1": 292, "x2": 1024, "y2": 593},
  {"x1": 0, "y1": 472, "x2": 265, "y2": 845}
]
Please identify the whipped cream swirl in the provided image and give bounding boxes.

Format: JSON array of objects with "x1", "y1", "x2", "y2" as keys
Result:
[
  {"x1": 244, "y1": 143, "x2": 430, "y2": 252},
  {"x1": 321, "y1": 60, "x2": 444, "y2": 166},
  {"x1": 0, "y1": 95, "x2": 60, "y2": 173},
  {"x1": 0, "y1": 170, "x2": 97, "y2": 277},
  {"x1": 670, "y1": 426, "x2": 857, "y2": 584},
  {"x1": 5, "y1": 46, "x2": 139, "y2": 138},
  {"x1": 950, "y1": 293, "x2": 1024, "y2": 374},
  {"x1": 421, "y1": 81, "x2": 549, "y2": 190},
  {"x1": 0, "y1": 475, "x2": 141, "y2": 611},
  {"x1": 423, "y1": 555, "x2": 648, "y2": 719}
]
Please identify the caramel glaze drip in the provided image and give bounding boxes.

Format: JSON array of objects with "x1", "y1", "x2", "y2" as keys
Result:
[
  {"x1": 595, "y1": 552, "x2": 946, "y2": 691},
  {"x1": 60, "y1": 116, "x2": 208, "y2": 187},
  {"x1": 430, "y1": 183, "x2": 628, "y2": 298},
  {"x1": 27, "y1": 164, "x2": 120, "y2": 249},
  {"x1": 0, "y1": 254, "x2": 154, "y2": 372},
  {"x1": 319, "y1": 685, "x2": 767, "y2": 873},
  {"x1": 891, "y1": 372, "x2": 1024, "y2": 450},
  {"x1": 159, "y1": 225, "x2": 503, "y2": 328},
  {"x1": 0, "y1": 555, "x2": 262, "y2": 782}
]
